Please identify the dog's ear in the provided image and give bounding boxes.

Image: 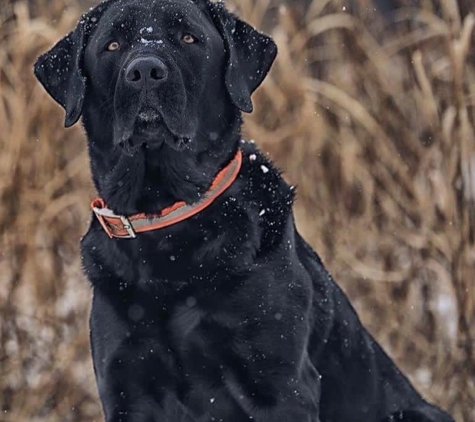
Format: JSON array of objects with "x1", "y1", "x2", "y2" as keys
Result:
[
  {"x1": 33, "y1": 0, "x2": 113, "y2": 128},
  {"x1": 34, "y1": 21, "x2": 88, "y2": 128},
  {"x1": 209, "y1": 2, "x2": 277, "y2": 113}
]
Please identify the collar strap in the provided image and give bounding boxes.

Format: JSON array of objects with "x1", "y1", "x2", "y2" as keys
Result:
[{"x1": 91, "y1": 149, "x2": 242, "y2": 239}]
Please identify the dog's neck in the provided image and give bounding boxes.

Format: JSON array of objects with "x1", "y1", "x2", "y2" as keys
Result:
[{"x1": 82, "y1": 109, "x2": 242, "y2": 216}]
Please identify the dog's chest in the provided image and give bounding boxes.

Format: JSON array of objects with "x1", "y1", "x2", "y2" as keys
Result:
[
  {"x1": 169, "y1": 299, "x2": 205, "y2": 351},
  {"x1": 166, "y1": 301, "x2": 247, "y2": 415},
  {"x1": 167, "y1": 298, "x2": 230, "y2": 369}
]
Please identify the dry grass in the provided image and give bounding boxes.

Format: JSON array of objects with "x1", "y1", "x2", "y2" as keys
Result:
[{"x1": 1, "y1": 0, "x2": 474, "y2": 421}]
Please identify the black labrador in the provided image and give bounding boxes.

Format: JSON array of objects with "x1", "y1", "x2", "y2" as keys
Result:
[{"x1": 34, "y1": 0, "x2": 455, "y2": 421}]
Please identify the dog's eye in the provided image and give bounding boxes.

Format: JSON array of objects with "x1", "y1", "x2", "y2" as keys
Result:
[
  {"x1": 181, "y1": 33, "x2": 197, "y2": 44},
  {"x1": 106, "y1": 41, "x2": 120, "y2": 51}
]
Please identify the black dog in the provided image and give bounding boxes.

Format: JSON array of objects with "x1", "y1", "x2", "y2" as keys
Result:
[{"x1": 34, "y1": 0, "x2": 455, "y2": 421}]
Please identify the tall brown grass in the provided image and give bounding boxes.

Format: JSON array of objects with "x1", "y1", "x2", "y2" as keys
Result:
[{"x1": 1, "y1": 0, "x2": 473, "y2": 421}]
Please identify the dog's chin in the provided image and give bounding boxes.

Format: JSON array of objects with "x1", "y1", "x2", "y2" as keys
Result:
[{"x1": 116, "y1": 114, "x2": 192, "y2": 154}]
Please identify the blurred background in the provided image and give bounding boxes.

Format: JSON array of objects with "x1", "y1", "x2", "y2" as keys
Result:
[{"x1": 1, "y1": 0, "x2": 474, "y2": 420}]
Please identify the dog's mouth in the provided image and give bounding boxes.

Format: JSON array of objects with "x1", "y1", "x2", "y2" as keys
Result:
[
  {"x1": 117, "y1": 108, "x2": 192, "y2": 154},
  {"x1": 137, "y1": 108, "x2": 162, "y2": 124},
  {"x1": 133, "y1": 108, "x2": 165, "y2": 139}
]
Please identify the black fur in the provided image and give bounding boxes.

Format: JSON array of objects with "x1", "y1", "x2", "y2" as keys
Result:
[{"x1": 34, "y1": 1, "x2": 455, "y2": 421}]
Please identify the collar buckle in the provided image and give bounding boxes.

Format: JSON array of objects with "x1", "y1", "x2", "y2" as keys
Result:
[
  {"x1": 119, "y1": 215, "x2": 136, "y2": 238},
  {"x1": 92, "y1": 201, "x2": 136, "y2": 239}
]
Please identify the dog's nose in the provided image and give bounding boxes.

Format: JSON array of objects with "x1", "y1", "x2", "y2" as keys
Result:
[{"x1": 125, "y1": 57, "x2": 168, "y2": 89}]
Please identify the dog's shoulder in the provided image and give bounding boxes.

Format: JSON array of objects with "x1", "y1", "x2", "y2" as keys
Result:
[{"x1": 235, "y1": 140, "x2": 295, "y2": 250}]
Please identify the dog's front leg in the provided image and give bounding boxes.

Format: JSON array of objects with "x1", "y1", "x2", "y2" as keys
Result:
[
  {"x1": 89, "y1": 290, "x2": 194, "y2": 422},
  {"x1": 211, "y1": 353, "x2": 321, "y2": 422},
  {"x1": 103, "y1": 394, "x2": 198, "y2": 422},
  {"x1": 218, "y1": 332, "x2": 322, "y2": 422},
  {"x1": 96, "y1": 351, "x2": 200, "y2": 422}
]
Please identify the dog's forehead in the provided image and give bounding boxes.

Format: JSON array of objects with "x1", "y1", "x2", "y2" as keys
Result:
[{"x1": 96, "y1": 0, "x2": 210, "y2": 31}]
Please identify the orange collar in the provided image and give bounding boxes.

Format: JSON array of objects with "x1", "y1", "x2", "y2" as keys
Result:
[{"x1": 91, "y1": 149, "x2": 243, "y2": 239}]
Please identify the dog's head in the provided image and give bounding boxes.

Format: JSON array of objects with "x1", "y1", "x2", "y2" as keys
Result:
[{"x1": 34, "y1": 0, "x2": 276, "y2": 151}]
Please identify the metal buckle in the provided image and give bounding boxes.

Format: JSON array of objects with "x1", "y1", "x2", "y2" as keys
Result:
[
  {"x1": 93, "y1": 207, "x2": 136, "y2": 239},
  {"x1": 119, "y1": 215, "x2": 136, "y2": 238}
]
